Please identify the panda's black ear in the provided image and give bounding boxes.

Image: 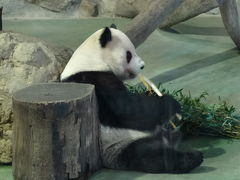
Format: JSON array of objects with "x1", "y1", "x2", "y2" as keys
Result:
[
  {"x1": 110, "y1": 24, "x2": 117, "y2": 29},
  {"x1": 100, "y1": 27, "x2": 112, "y2": 48}
]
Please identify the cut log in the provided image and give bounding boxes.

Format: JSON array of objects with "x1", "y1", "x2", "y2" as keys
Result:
[
  {"x1": 218, "y1": 0, "x2": 240, "y2": 49},
  {"x1": 0, "y1": 7, "x2": 2, "y2": 31},
  {"x1": 123, "y1": 0, "x2": 184, "y2": 48},
  {"x1": 12, "y1": 83, "x2": 101, "y2": 180}
]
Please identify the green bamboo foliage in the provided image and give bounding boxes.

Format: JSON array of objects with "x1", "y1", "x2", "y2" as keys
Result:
[{"x1": 126, "y1": 84, "x2": 240, "y2": 138}]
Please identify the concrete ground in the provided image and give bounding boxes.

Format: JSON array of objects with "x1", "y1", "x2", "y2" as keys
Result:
[
  {"x1": 0, "y1": 166, "x2": 11, "y2": 180},
  {"x1": 1, "y1": 15, "x2": 240, "y2": 180},
  {"x1": 89, "y1": 136, "x2": 240, "y2": 180},
  {"x1": 1, "y1": 137, "x2": 240, "y2": 180}
]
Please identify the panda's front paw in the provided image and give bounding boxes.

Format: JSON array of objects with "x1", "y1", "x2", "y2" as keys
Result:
[
  {"x1": 173, "y1": 150, "x2": 203, "y2": 173},
  {"x1": 159, "y1": 95, "x2": 181, "y2": 124},
  {"x1": 154, "y1": 127, "x2": 182, "y2": 149},
  {"x1": 161, "y1": 95, "x2": 181, "y2": 113}
]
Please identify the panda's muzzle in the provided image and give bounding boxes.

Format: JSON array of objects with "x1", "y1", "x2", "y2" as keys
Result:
[
  {"x1": 126, "y1": 69, "x2": 137, "y2": 79},
  {"x1": 129, "y1": 72, "x2": 136, "y2": 78}
]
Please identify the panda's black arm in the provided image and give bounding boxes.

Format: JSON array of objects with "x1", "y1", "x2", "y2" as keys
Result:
[{"x1": 97, "y1": 88, "x2": 181, "y2": 131}]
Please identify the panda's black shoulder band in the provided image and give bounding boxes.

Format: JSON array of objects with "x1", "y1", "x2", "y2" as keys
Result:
[{"x1": 100, "y1": 27, "x2": 112, "y2": 48}]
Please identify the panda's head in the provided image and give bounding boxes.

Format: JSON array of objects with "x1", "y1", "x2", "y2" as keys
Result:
[
  {"x1": 99, "y1": 27, "x2": 145, "y2": 80},
  {"x1": 61, "y1": 27, "x2": 145, "y2": 81}
]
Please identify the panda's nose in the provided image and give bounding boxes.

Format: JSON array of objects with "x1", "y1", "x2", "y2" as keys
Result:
[{"x1": 140, "y1": 65, "x2": 144, "y2": 69}]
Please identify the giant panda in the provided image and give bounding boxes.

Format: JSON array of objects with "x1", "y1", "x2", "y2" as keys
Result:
[{"x1": 60, "y1": 26, "x2": 203, "y2": 173}]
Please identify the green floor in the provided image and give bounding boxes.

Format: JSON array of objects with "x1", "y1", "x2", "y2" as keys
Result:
[
  {"x1": 89, "y1": 136, "x2": 240, "y2": 180},
  {"x1": 1, "y1": 15, "x2": 240, "y2": 179},
  {"x1": 0, "y1": 166, "x2": 12, "y2": 180},
  {"x1": 2, "y1": 136, "x2": 240, "y2": 180}
]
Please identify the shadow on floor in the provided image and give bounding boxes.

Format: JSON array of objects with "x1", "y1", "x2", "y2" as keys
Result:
[
  {"x1": 191, "y1": 166, "x2": 217, "y2": 174},
  {"x1": 172, "y1": 24, "x2": 228, "y2": 36},
  {"x1": 152, "y1": 48, "x2": 239, "y2": 84},
  {"x1": 181, "y1": 136, "x2": 226, "y2": 159}
]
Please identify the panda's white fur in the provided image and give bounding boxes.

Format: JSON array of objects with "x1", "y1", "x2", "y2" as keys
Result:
[
  {"x1": 61, "y1": 28, "x2": 145, "y2": 81},
  {"x1": 100, "y1": 126, "x2": 151, "y2": 168}
]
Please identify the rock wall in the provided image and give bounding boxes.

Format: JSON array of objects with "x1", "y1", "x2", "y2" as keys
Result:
[
  {"x1": 1, "y1": 0, "x2": 218, "y2": 19},
  {"x1": 2, "y1": 0, "x2": 67, "y2": 19},
  {"x1": 27, "y1": 0, "x2": 83, "y2": 12},
  {"x1": 79, "y1": 0, "x2": 218, "y2": 19},
  {"x1": 81, "y1": 0, "x2": 148, "y2": 18},
  {"x1": 0, "y1": 32, "x2": 73, "y2": 163},
  {"x1": 78, "y1": 0, "x2": 219, "y2": 28}
]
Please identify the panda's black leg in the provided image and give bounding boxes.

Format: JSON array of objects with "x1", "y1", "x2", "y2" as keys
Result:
[{"x1": 117, "y1": 136, "x2": 203, "y2": 173}]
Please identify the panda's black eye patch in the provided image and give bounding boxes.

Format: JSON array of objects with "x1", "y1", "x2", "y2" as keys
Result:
[{"x1": 126, "y1": 51, "x2": 132, "y2": 63}]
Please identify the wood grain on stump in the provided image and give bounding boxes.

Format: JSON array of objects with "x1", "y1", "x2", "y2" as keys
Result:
[
  {"x1": 0, "y1": 7, "x2": 2, "y2": 31},
  {"x1": 12, "y1": 83, "x2": 101, "y2": 180}
]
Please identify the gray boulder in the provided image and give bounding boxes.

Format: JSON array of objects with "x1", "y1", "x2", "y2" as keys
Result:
[
  {"x1": 27, "y1": 0, "x2": 82, "y2": 12},
  {"x1": 95, "y1": 0, "x2": 138, "y2": 17},
  {"x1": 115, "y1": 0, "x2": 138, "y2": 18},
  {"x1": 0, "y1": 91, "x2": 12, "y2": 164},
  {"x1": 79, "y1": 0, "x2": 98, "y2": 17},
  {"x1": 2, "y1": 0, "x2": 64, "y2": 19},
  {"x1": 95, "y1": 0, "x2": 218, "y2": 25},
  {"x1": 0, "y1": 32, "x2": 73, "y2": 163}
]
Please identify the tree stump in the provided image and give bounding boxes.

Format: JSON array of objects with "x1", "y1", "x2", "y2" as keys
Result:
[
  {"x1": 12, "y1": 83, "x2": 101, "y2": 180},
  {"x1": 218, "y1": 0, "x2": 240, "y2": 49},
  {"x1": 0, "y1": 7, "x2": 2, "y2": 31}
]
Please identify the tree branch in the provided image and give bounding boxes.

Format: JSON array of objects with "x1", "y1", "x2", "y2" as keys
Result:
[
  {"x1": 218, "y1": 0, "x2": 240, "y2": 49},
  {"x1": 123, "y1": 0, "x2": 184, "y2": 48}
]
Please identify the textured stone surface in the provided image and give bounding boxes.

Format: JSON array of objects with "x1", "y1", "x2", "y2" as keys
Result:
[
  {"x1": 0, "y1": 139, "x2": 12, "y2": 164},
  {"x1": 0, "y1": 91, "x2": 12, "y2": 164},
  {"x1": 4, "y1": 0, "x2": 219, "y2": 21},
  {"x1": 115, "y1": 0, "x2": 138, "y2": 18},
  {"x1": 96, "y1": 0, "x2": 139, "y2": 17},
  {"x1": 79, "y1": 0, "x2": 98, "y2": 17},
  {"x1": 2, "y1": 0, "x2": 63, "y2": 19},
  {"x1": 90, "y1": 0, "x2": 218, "y2": 21},
  {"x1": 27, "y1": 0, "x2": 82, "y2": 12},
  {"x1": 0, "y1": 32, "x2": 73, "y2": 163}
]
